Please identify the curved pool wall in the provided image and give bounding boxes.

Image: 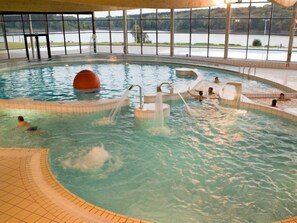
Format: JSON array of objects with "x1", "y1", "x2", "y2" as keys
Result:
[
  {"x1": 220, "y1": 94, "x2": 297, "y2": 122},
  {"x1": 0, "y1": 54, "x2": 296, "y2": 122},
  {"x1": 0, "y1": 97, "x2": 130, "y2": 114},
  {"x1": 219, "y1": 82, "x2": 297, "y2": 122}
]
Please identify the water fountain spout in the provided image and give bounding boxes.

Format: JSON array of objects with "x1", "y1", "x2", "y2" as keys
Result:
[
  {"x1": 129, "y1": 84, "x2": 143, "y2": 109},
  {"x1": 156, "y1": 86, "x2": 162, "y2": 92},
  {"x1": 158, "y1": 82, "x2": 194, "y2": 115},
  {"x1": 157, "y1": 82, "x2": 173, "y2": 93}
]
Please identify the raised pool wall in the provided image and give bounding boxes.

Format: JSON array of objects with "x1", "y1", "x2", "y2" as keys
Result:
[
  {"x1": 220, "y1": 98, "x2": 297, "y2": 122},
  {"x1": 0, "y1": 98, "x2": 130, "y2": 114}
]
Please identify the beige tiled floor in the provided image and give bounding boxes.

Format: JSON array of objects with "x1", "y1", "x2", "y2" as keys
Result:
[
  {"x1": 0, "y1": 149, "x2": 296, "y2": 223},
  {"x1": 0, "y1": 148, "x2": 151, "y2": 223}
]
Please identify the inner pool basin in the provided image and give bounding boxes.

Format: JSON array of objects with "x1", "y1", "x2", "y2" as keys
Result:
[
  {"x1": 0, "y1": 62, "x2": 279, "y2": 101},
  {"x1": 0, "y1": 62, "x2": 296, "y2": 223}
]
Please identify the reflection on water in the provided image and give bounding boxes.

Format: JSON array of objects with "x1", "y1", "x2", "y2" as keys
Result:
[
  {"x1": 1, "y1": 63, "x2": 280, "y2": 101},
  {"x1": 92, "y1": 117, "x2": 115, "y2": 126},
  {"x1": 0, "y1": 101, "x2": 296, "y2": 223}
]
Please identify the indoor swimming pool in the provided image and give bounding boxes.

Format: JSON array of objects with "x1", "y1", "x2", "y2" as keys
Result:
[
  {"x1": 0, "y1": 62, "x2": 279, "y2": 101},
  {"x1": 0, "y1": 62, "x2": 296, "y2": 223}
]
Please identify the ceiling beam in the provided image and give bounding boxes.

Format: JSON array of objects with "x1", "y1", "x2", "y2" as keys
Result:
[
  {"x1": 0, "y1": 0, "x2": 131, "y2": 13},
  {"x1": 49, "y1": 0, "x2": 222, "y2": 9}
]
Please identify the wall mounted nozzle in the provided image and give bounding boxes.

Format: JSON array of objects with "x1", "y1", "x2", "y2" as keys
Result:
[
  {"x1": 157, "y1": 82, "x2": 173, "y2": 93},
  {"x1": 157, "y1": 86, "x2": 162, "y2": 92},
  {"x1": 128, "y1": 84, "x2": 143, "y2": 109}
]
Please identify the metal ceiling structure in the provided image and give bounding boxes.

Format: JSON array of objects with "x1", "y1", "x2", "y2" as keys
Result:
[{"x1": 1, "y1": 0, "x2": 295, "y2": 13}]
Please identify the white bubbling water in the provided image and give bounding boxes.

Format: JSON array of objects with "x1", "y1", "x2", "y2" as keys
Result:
[
  {"x1": 148, "y1": 126, "x2": 171, "y2": 136},
  {"x1": 92, "y1": 117, "x2": 115, "y2": 126},
  {"x1": 61, "y1": 145, "x2": 110, "y2": 171},
  {"x1": 155, "y1": 91, "x2": 164, "y2": 127},
  {"x1": 92, "y1": 89, "x2": 130, "y2": 126}
]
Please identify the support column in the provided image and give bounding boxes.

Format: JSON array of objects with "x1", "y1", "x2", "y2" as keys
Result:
[
  {"x1": 108, "y1": 11, "x2": 112, "y2": 53},
  {"x1": 29, "y1": 14, "x2": 35, "y2": 59},
  {"x1": 92, "y1": 12, "x2": 97, "y2": 53},
  {"x1": 35, "y1": 35, "x2": 41, "y2": 60},
  {"x1": 170, "y1": 9, "x2": 174, "y2": 56},
  {"x1": 224, "y1": 2, "x2": 231, "y2": 59},
  {"x1": 286, "y1": 3, "x2": 297, "y2": 64},
  {"x1": 3, "y1": 15, "x2": 11, "y2": 59},
  {"x1": 123, "y1": 10, "x2": 128, "y2": 54},
  {"x1": 46, "y1": 34, "x2": 51, "y2": 59}
]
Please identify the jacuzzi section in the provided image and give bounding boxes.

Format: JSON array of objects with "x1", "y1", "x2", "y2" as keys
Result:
[{"x1": 219, "y1": 85, "x2": 297, "y2": 122}]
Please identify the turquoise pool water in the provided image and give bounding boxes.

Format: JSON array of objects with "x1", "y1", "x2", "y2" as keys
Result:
[
  {"x1": 0, "y1": 62, "x2": 279, "y2": 101},
  {"x1": 0, "y1": 63, "x2": 296, "y2": 222},
  {"x1": 0, "y1": 103, "x2": 296, "y2": 223}
]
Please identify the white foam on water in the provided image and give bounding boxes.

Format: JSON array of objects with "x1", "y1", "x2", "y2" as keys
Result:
[
  {"x1": 155, "y1": 92, "x2": 164, "y2": 124},
  {"x1": 148, "y1": 126, "x2": 171, "y2": 136},
  {"x1": 92, "y1": 117, "x2": 115, "y2": 126},
  {"x1": 235, "y1": 109, "x2": 247, "y2": 115},
  {"x1": 61, "y1": 145, "x2": 110, "y2": 171},
  {"x1": 92, "y1": 89, "x2": 130, "y2": 126}
]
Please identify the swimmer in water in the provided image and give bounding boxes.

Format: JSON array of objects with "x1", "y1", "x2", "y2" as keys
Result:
[
  {"x1": 208, "y1": 87, "x2": 219, "y2": 99},
  {"x1": 214, "y1": 77, "x2": 220, "y2": 84},
  {"x1": 278, "y1": 93, "x2": 290, "y2": 101},
  {"x1": 187, "y1": 90, "x2": 206, "y2": 101},
  {"x1": 17, "y1": 116, "x2": 38, "y2": 131},
  {"x1": 271, "y1": 99, "x2": 278, "y2": 107}
]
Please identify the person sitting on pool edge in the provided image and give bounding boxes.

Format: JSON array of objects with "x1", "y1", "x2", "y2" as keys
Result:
[
  {"x1": 278, "y1": 93, "x2": 290, "y2": 101},
  {"x1": 187, "y1": 90, "x2": 206, "y2": 101},
  {"x1": 17, "y1": 116, "x2": 38, "y2": 131}
]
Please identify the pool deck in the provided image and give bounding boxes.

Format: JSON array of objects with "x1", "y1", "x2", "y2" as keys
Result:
[
  {"x1": 0, "y1": 148, "x2": 150, "y2": 223},
  {"x1": 0, "y1": 56, "x2": 297, "y2": 222}
]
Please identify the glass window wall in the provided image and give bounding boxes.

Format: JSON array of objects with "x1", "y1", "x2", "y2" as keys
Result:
[
  {"x1": 191, "y1": 7, "x2": 209, "y2": 57},
  {"x1": 157, "y1": 9, "x2": 170, "y2": 56},
  {"x1": 268, "y1": 4, "x2": 291, "y2": 61},
  {"x1": 3, "y1": 14, "x2": 25, "y2": 59},
  {"x1": 209, "y1": 6, "x2": 226, "y2": 58},
  {"x1": 110, "y1": 10, "x2": 123, "y2": 54},
  {"x1": 142, "y1": 9, "x2": 157, "y2": 55},
  {"x1": 0, "y1": 1, "x2": 295, "y2": 63},
  {"x1": 95, "y1": 11, "x2": 111, "y2": 53},
  {"x1": 174, "y1": 9, "x2": 190, "y2": 56},
  {"x1": 127, "y1": 9, "x2": 141, "y2": 54}
]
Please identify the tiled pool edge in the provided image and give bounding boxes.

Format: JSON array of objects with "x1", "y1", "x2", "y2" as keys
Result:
[
  {"x1": 0, "y1": 98, "x2": 129, "y2": 113},
  {"x1": 0, "y1": 148, "x2": 152, "y2": 223},
  {"x1": 220, "y1": 98, "x2": 297, "y2": 122},
  {"x1": 275, "y1": 217, "x2": 297, "y2": 223}
]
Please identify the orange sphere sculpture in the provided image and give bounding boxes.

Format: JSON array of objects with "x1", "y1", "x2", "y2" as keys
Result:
[{"x1": 73, "y1": 70, "x2": 100, "y2": 90}]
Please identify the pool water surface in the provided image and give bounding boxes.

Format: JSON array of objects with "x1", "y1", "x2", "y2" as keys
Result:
[
  {"x1": 0, "y1": 62, "x2": 279, "y2": 101},
  {"x1": 0, "y1": 62, "x2": 296, "y2": 223},
  {"x1": 0, "y1": 100, "x2": 296, "y2": 223}
]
